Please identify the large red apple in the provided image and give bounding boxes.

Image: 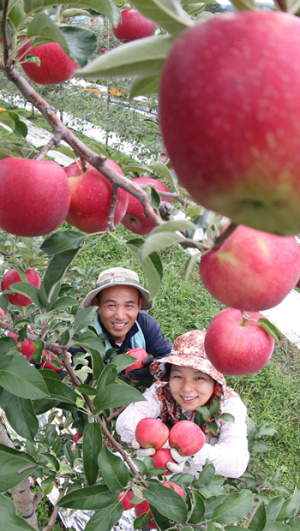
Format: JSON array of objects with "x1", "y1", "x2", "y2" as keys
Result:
[
  {"x1": 8, "y1": 332, "x2": 35, "y2": 361},
  {"x1": 0, "y1": 158, "x2": 71, "y2": 236},
  {"x1": 112, "y1": 9, "x2": 155, "y2": 43},
  {"x1": 118, "y1": 490, "x2": 135, "y2": 511},
  {"x1": 204, "y1": 308, "x2": 275, "y2": 376},
  {"x1": 159, "y1": 12, "x2": 300, "y2": 236},
  {"x1": 200, "y1": 226, "x2": 300, "y2": 311},
  {"x1": 151, "y1": 448, "x2": 176, "y2": 474},
  {"x1": 135, "y1": 418, "x2": 169, "y2": 449},
  {"x1": 169, "y1": 421, "x2": 205, "y2": 456},
  {"x1": 125, "y1": 347, "x2": 147, "y2": 379},
  {"x1": 135, "y1": 499, "x2": 157, "y2": 529},
  {"x1": 121, "y1": 177, "x2": 172, "y2": 235},
  {"x1": 20, "y1": 42, "x2": 78, "y2": 85},
  {"x1": 65, "y1": 159, "x2": 128, "y2": 233},
  {"x1": 1, "y1": 269, "x2": 41, "y2": 306}
]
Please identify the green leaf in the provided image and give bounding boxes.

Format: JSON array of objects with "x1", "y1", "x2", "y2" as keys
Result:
[
  {"x1": 195, "y1": 406, "x2": 210, "y2": 420},
  {"x1": 0, "y1": 494, "x2": 38, "y2": 529},
  {"x1": 97, "y1": 364, "x2": 118, "y2": 389},
  {"x1": 266, "y1": 496, "x2": 285, "y2": 521},
  {"x1": 139, "y1": 231, "x2": 185, "y2": 261},
  {"x1": 40, "y1": 452, "x2": 60, "y2": 471},
  {"x1": 150, "y1": 219, "x2": 198, "y2": 235},
  {"x1": 74, "y1": 332, "x2": 105, "y2": 353},
  {"x1": 257, "y1": 318, "x2": 281, "y2": 345},
  {"x1": 289, "y1": 517, "x2": 300, "y2": 529},
  {"x1": 59, "y1": 485, "x2": 119, "y2": 510},
  {"x1": 77, "y1": 35, "x2": 174, "y2": 79},
  {"x1": 59, "y1": 26, "x2": 97, "y2": 68},
  {"x1": 131, "y1": 0, "x2": 193, "y2": 36},
  {"x1": 122, "y1": 164, "x2": 152, "y2": 174},
  {"x1": 77, "y1": 384, "x2": 97, "y2": 396},
  {"x1": 24, "y1": 0, "x2": 119, "y2": 24},
  {"x1": 41, "y1": 369, "x2": 77, "y2": 404},
  {"x1": 84, "y1": 500, "x2": 123, "y2": 531},
  {"x1": 184, "y1": 253, "x2": 199, "y2": 282},
  {"x1": 148, "y1": 161, "x2": 175, "y2": 182},
  {"x1": 0, "y1": 355, "x2": 48, "y2": 399},
  {"x1": 218, "y1": 413, "x2": 235, "y2": 423},
  {"x1": 8, "y1": 0, "x2": 26, "y2": 32},
  {"x1": 150, "y1": 186, "x2": 161, "y2": 209},
  {"x1": 98, "y1": 445, "x2": 129, "y2": 491},
  {"x1": 61, "y1": 8, "x2": 91, "y2": 17},
  {"x1": 130, "y1": 76, "x2": 160, "y2": 99},
  {"x1": 0, "y1": 337, "x2": 18, "y2": 355},
  {"x1": 0, "y1": 295, "x2": 8, "y2": 312},
  {"x1": 0, "y1": 445, "x2": 37, "y2": 492},
  {"x1": 188, "y1": 491, "x2": 205, "y2": 524},
  {"x1": 41, "y1": 231, "x2": 85, "y2": 255},
  {"x1": 42, "y1": 249, "x2": 80, "y2": 298},
  {"x1": 27, "y1": 13, "x2": 72, "y2": 56},
  {"x1": 49, "y1": 296, "x2": 78, "y2": 311},
  {"x1": 276, "y1": 488, "x2": 300, "y2": 521},
  {"x1": 263, "y1": 524, "x2": 291, "y2": 531},
  {"x1": 93, "y1": 383, "x2": 146, "y2": 413},
  {"x1": 211, "y1": 490, "x2": 254, "y2": 525},
  {"x1": 168, "y1": 473, "x2": 194, "y2": 486},
  {"x1": 4, "y1": 281, "x2": 42, "y2": 308},
  {"x1": 143, "y1": 483, "x2": 187, "y2": 524},
  {"x1": 126, "y1": 238, "x2": 162, "y2": 298},
  {"x1": 90, "y1": 348, "x2": 104, "y2": 380},
  {"x1": 193, "y1": 461, "x2": 216, "y2": 488},
  {"x1": 134, "y1": 512, "x2": 150, "y2": 529},
  {"x1": 33, "y1": 340, "x2": 44, "y2": 364},
  {"x1": 83, "y1": 423, "x2": 103, "y2": 485},
  {"x1": 74, "y1": 307, "x2": 97, "y2": 332},
  {"x1": 110, "y1": 353, "x2": 141, "y2": 373},
  {"x1": 149, "y1": 504, "x2": 170, "y2": 530},
  {"x1": 247, "y1": 500, "x2": 266, "y2": 531},
  {"x1": 0, "y1": 111, "x2": 27, "y2": 137},
  {"x1": 0, "y1": 388, "x2": 38, "y2": 441}
]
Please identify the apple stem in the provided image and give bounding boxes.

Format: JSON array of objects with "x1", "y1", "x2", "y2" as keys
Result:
[
  {"x1": 275, "y1": 0, "x2": 288, "y2": 11},
  {"x1": 212, "y1": 222, "x2": 238, "y2": 249}
]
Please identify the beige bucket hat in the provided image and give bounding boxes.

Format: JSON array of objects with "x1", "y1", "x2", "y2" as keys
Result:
[{"x1": 82, "y1": 267, "x2": 153, "y2": 310}]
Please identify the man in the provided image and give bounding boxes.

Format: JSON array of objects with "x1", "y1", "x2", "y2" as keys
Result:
[{"x1": 75, "y1": 267, "x2": 171, "y2": 380}]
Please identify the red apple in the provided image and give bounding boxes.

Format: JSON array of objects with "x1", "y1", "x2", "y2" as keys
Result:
[
  {"x1": 135, "y1": 418, "x2": 169, "y2": 450},
  {"x1": 205, "y1": 308, "x2": 275, "y2": 376},
  {"x1": 42, "y1": 351, "x2": 63, "y2": 372},
  {"x1": 0, "y1": 308, "x2": 6, "y2": 319},
  {"x1": 151, "y1": 448, "x2": 176, "y2": 474},
  {"x1": 159, "y1": 12, "x2": 300, "y2": 236},
  {"x1": 118, "y1": 490, "x2": 135, "y2": 511},
  {"x1": 73, "y1": 431, "x2": 83, "y2": 443},
  {"x1": 20, "y1": 42, "x2": 78, "y2": 85},
  {"x1": 65, "y1": 159, "x2": 129, "y2": 233},
  {"x1": 125, "y1": 347, "x2": 148, "y2": 379},
  {"x1": 200, "y1": 226, "x2": 300, "y2": 312},
  {"x1": 169, "y1": 421, "x2": 205, "y2": 456},
  {"x1": 164, "y1": 481, "x2": 184, "y2": 498},
  {"x1": 8, "y1": 332, "x2": 35, "y2": 361},
  {"x1": 0, "y1": 158, "x2": 71, "y2": 236},
  {"x1": 121, "y1": 177, "x2": 172, "y2": 235},
  {"x1": 296, "y1": 278, "x2": 300, "y2": 289},
  {"x1": 112, "y1": 9, "x2": 155, "y2": 43},
  {"x1": 135, "y1": 499, "x2": 157, "y2": 529},
  {"x1": 1, "y1": 269, "x2": 41, "y2": 306},
  {"x1": 64, "y1": 160, "x2": 90, "y2": 178}
]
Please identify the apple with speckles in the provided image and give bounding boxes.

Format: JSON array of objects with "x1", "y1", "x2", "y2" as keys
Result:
[{"x1": 112, "y1": 9, "x2": 155, "y2": 43}]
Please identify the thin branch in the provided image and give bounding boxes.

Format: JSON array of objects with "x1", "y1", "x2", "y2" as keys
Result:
[
  {"x1": 35, "y1": 130, "x2": 63, "y2": 160},
  {"x1": 155, "y1": 189, "x2": 196, "y2": 207},
  {"x1": 108, "y1": 183, "x2": 118, "y2": 232},
  {"x1": 107, "y1": 405, "x2": 127, "y2": 421},
  {"x1": 1, "y1": 0, "x2": 10, "y2": 64},
  {"x1": 212, "y1": 222, "x2": 238, "y2": 249},
  {"x1": 42, "y1": 487, "x2": 67, "y2": 531}
]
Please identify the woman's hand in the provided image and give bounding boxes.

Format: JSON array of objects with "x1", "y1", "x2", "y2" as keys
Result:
[{"x1": 166, "y1": 448, "x2": 187, "y2": 474}]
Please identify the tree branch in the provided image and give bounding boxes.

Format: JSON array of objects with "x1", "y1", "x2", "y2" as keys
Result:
[
  {"x1": 212, "y1": 222, "x2": 238, "y2": 249},
  {"x1": 108, "y1": 183, "x2": 119, "y2": 232},
  {"x1": 42, "y1": 487, "x2": 67, "y2": 531},
  {"x1": 35, "y1": 130, "x2": 64, "y2": 160},
  {"x1": 1, "y1": 0, "x2": 11, "y2": 64}
]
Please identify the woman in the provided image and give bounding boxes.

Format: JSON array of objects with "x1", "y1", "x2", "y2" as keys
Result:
[{"x1": 116, "y1": 330, "x2": 249, "y2": 479}]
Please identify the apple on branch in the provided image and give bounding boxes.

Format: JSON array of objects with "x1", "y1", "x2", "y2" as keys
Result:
[
  {"x1": 200, "y1": 225, "x2": 300, "y2": 312},
  {"x1": 8, "y1": 332, "x2": 35, "y2": 361},
  {"x1": 1, "y1": 269, "x2": 41, "y2": 306},
  {"x1": 204, "y1": 308, "x2": 275, "y2": 376},
  {"x1": 65, "y1": 159, "x2": 129, "y2": 233},
  {"x1": 118, "y1": 490, "x2": 135, "y2": 511},
  {"x1": 0, "y1": 158, "x2": 71, "y2": 237},
  {"x1": 159, "y1": 11, "x2": 300, "y2": 236},
  {"x1": 121, "y1": 177, "x2": 172, "y2": 235},
  {"x1": 112, "y1": 9, "x2": 155, "y2": 43},
  {"x1": 20, "y1": 42, "x2": 78, "y2": 85}
]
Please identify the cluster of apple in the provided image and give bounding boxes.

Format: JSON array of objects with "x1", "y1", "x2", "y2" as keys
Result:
[
  {"x1": 0, "y1": 268, "x2": 67, "y2": 372},
  {"x1": 118, "y1": 417, "x2": 205, "y2": 527},
  {"x1": 0, "y1": 157, "x2": 171, "y2": 238}
]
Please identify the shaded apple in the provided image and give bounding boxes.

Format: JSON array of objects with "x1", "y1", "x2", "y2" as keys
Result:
[
  {"x1": 121, "y1": 177, "x2": 172, "y2": 235},
  {"x1": 20, "y1": 42, "x2": 78, "y2": 85},
  {"x1": 0, "y1": 308, "x2": 6, "y2": 319},
  {"x1": 118, "y1": 490, "x2": 135, "y2": 511},
  {"x1": 1, "y1": 269, "x2": 41, "y2": 306},
  {"x1": 8, "y1": 331, "x2": 35, "y2": 361},
  {"x1": 159, "y1": 12, "x2": 300, "y2": 235},
  {"x1": 112, "y1": 9, "x2": 155, "y2": 43},
  {"x1": 169, "y1": 421, "x2": 205, "y2": 456},
  {"x1": 200, "y1": 226, "x2": 300, "y2": 311},
  {"x1": 164, "y1": 481, "x2": 184, "y2": 498},
  {"x1": 0, "y1": 158, "x2": 71, "y2": 236},
  {"x1": 135, "y1": 499, "x2": 157, "y2": 529},
  {"x1": 205, "y1": 308, "x2": 275, "y2": 376},
  {"x1": 65, "y1": 159, "x2": 129, "y2": 233},
  {"x1": 135, "y1": 418, "x2": 169, "y2": 449},
  {"x1": 125, "y1": 347, "x2": 147, "y2": 379},
  {"x1": 73, "y1": 431, "x2": 83, "y2": 443},
  {"x1": 151, "y1": 448, "x2": 176, "y2": 474}
]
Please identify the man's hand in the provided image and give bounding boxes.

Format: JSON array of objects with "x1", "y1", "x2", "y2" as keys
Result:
[{"x1": 127, "y1": 355, "x2": 154, "y2": 381}]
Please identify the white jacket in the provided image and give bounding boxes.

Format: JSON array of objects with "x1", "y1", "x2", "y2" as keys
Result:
[{"x1": 116, "y1": 383, "x2": 249, "y2": 479}]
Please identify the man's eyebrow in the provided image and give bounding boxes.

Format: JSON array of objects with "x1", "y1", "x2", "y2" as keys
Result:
[{"x1": 103, "y1": 299, "x2": 137, "y2": 304}]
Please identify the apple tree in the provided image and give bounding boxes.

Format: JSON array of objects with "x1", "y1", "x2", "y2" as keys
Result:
[{"x1": 0, "y1": 0, "x2": 300, "y2": 529}]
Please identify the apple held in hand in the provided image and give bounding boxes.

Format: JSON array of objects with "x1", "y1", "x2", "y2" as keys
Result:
[
  {"x1": 1, "y1": 269, "x2": 41, "y2": 306},
  {"x1": 159, "y1": 12, "x2": 300, "y2": 236},
  {"x1": 200, "y1": 226, "x2": 300, "y2": 312},
  {"x1": 112, "y1": 9, "x2": 155, "y2": 43},
  {"x1": 65, "y1": 159, "x2": 128, "y2": 233},
  {"x1": 125, "y1": 347, "x2": 148, "y2": 379},
  {"x1": 135, "y1": 418, "x2": 169, "y2": 449},
  {"x1": 20, "y1": 42, "x2": 78, "y2": 85},
  {"x1": 0, "y1": 158, "x2": 71, "y2": 237},
  {"x1": 8, "y1": 332, "x2": 35, "y2": 361},
  {"x1": 121, "y1": 177, "x2": 172, "y2": 235},
  {"x1": 151, "y1": 448, "x2": 176, "y2": 474},
  {"x1": 204, "y1": 308, "x2": 275, "y2": 376},
  {"x1": 169, "y1": 421, "x2": 205, "y2": 456}
]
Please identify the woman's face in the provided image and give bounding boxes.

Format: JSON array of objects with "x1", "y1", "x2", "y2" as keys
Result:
[{"x1": 169, "y1": 365, "x2": 215, "y2": 411}]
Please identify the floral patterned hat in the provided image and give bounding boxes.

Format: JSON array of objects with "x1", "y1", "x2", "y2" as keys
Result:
[{"x1": 151, "y1": 329, "x2": 226, "y2": 387}]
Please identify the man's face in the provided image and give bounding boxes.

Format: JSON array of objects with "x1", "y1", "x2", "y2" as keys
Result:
[{"x1": 94, "y1": 285, "x2": 143, "y2": 343}]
